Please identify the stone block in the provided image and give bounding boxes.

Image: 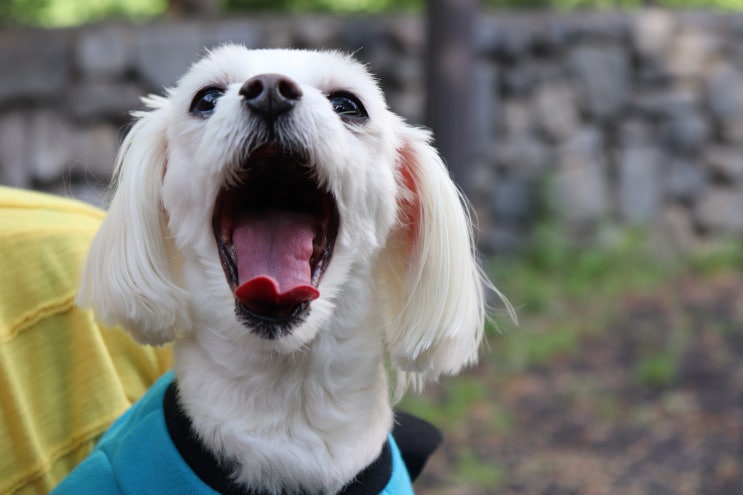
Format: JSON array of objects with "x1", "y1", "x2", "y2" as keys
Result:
[
  {"x1": 618, "y1": 118, "x2": 658, "y2": 147},
  {"x1": 387, "y1": 17, "x2": 424, "y2": 54},
  {"x1": 695, "y1": 187, "x2": 743, "y2": 234},
  {"x1": 0, "y1": 31, "x2": 70, "y2": 104},
  {"x1": 705, "y1": 64, "x2": 743, "y2": 122},
  {"x1": 491, "y1": 133, "x2": 549, "y2": 176},
  {"x1": 0, "y1": 112, "x2": 30, "y2": 188},
  {"x1": 480, "y1": 224, "x2": 528, "y2": 254},
  {"x1": 704, "y1": 64, "x2": 743, "y2": 143},
  {"x1": 667, "y1": 27, "x2": 720, "y2": 81},
  {"x1": 704, "y1": 145, "x2": 743, "y2": 183},
  {"x1": 660, "y1": 111, "x2": 711, "y2": 153},
  {"x1": 260, "y1": 18, "x2": 294, "y2": 48},
  {"x1": 568, "y1": 44, "x2": 630, "y2": 121},
  {"x1": 500, "y1": 61, "x2": 537, "y2": 96},
  {"x1": 387, "y1": 90, "x2": 423, "y2": 124},
  {"x1": 489, "y1": 177, "x2": 535, "y2": 223},
  {"x1": 492, "y1": 17, "x2": 539, "y2": 60},
  {"x1": 568, "y1": 11, "x2": 629, "y2": 42},
  {"x1": 135, "y1": 22, "x2": 209, "y2": 90},
  {"x1": 631, "y1": 87, "x2": 699, "y2": 118},
  {"x1": 665, "y1": 156, "x2": 707, "y2": 204},
  {"x1": 617, "y1": 144, "x2": 662, "y2": 224},
  {"x1": 208, "y1": 19, "x2": 263, "y2": 48},
  {"x1": 559, "y1": 125, "x2": 604, "y2": 158},
  {"x1": 76, "y1": 25, "x2": 132, "y2": 79},
  {"x1": 293, "y1": 17, "x2": 342, "y2": 49},
  {"x1": 26, "y1": 114, "x2": 118, "y2": 185},
  {"x1": 468, "y1": 162, "x2": 497, "y2": 201},
  {"x1": 68, "y1": 123, "x2": 119, "y2": 180},
  {"x1": 474, "y1": 17, "x2": 504, "y2": 58},
  {"x1": 66, "y1": 80, "x2": 145, "y2": 120},
  {"x1": 550, "y1": 127, "x2": 610, "y2": 225},
  {"x1": 533, "y1": 81, "x2": 579, "y2": 142},
  {"x1": 500, "y1": 99, "x2": 535, "y2": 136},
  {"x1": 385, "y1": 55, "x2": 422, "y2": 91},
  {"x1": 720, "y1": 117, "x2": 743, "y2": 145},
  {"x1": 26, "y1": 111, "x2": 74, "y2": 183},
  {"x1": 367, "y1": 48, "x2": 418, "y2": 90},
  {"x1": 632, "y1": 9, "x2": 676, "y2": 61}
]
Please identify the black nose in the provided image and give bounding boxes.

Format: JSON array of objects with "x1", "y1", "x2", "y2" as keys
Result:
[{"x1": 240, "y1": 74, "x2": 303, "y2": 120}]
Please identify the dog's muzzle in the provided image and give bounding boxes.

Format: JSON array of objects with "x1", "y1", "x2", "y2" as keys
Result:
[{"x1": 212, "y1": 77, "x2": 340, "y2": 338}]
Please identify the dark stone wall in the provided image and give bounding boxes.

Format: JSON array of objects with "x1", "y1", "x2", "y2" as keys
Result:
[{"x1": 2, "y1": 11, "x2": 743, "y2": 252}]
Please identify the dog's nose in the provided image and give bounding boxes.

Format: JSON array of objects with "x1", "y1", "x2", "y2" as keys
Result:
[{"x1": 240, "y1": 74, "x2": 303, "y2": 120}]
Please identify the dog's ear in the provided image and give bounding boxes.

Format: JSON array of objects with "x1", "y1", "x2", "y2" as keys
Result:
[
  {"x1": 379, "y1": 124, "x2": 507, "y2": 394},
  {"x1": 77, "y1": 97, "x2": 186, "y2": 345}
]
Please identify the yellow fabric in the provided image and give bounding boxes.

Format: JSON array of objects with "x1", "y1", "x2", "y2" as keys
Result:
[{"x1": 0, "y1": 186, "x2": 173, "y2": 495}]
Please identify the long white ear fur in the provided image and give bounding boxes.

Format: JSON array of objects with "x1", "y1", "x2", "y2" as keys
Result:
[
  {"x1": 379, "y1": 124, "x2": 514, "y2": 396},
  {"x1": 76, "y1": 97, "x2": 187, "y2": 345}
]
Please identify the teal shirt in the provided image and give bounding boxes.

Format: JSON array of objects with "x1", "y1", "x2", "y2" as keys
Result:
[{"x1": 53, "y1": 372, "x2": 415, "y2": 495}]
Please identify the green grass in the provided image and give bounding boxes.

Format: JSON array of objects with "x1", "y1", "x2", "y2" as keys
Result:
[
  {"x1": 479, "y1": 221, "x2": 743, "y2": 381},
  {"x1": 686, "y1": 239, "x2": 743, "y2": 275},
  {"x1": 482, "y1": 223, "x2": 677, "y2": 372},
  {"x1": 633, "y1": 351, "x2": 678, "y2": 388},
  {"x1": 402, "y1": 223, "x2": 680, "y2": 415},
  {"x1": 490, "y1": 320, "x2": 583, "y2": 372},
  {"x1": 400, "y1": 377, "x2": 492, "y2": 428},
  {"x1": 455, "y1": 448, "x2": 505, "y2": 488},
  {"x1": 490, "y1": 224, "x2": 674, "y2": 315},
  {"x1": 400, "y1": 221, "x2": 743, "y2": 486}
]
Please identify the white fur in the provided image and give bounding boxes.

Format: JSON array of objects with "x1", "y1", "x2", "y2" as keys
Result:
[{"x1": 77, "y1": 45, "x2": 512, "y2": 494}]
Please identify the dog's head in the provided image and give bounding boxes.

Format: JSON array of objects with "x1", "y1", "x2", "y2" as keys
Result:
[{"x1": 78, "y1": 45, "x2": 505, "y2": 389}]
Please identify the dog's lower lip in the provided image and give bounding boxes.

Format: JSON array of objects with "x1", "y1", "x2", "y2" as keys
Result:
[
  {"x1": 237, "y1": 299, "x2": 307, "y2": 323},
  {"x1": 212, "y1": 146, "x2": 339, "y2": 333}
]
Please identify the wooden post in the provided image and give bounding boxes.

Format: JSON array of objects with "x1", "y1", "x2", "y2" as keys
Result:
[{"x1": 424, "y1": 0, "x2": 478, "y2": 194}]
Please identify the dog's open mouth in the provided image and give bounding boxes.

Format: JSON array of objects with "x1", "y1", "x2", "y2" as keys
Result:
[{"x1": 212, "y1": 145, "x2": 339, "y2": 337}]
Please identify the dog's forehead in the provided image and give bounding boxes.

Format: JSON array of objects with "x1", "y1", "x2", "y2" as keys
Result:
[{"x1": 181, "y1": 45, "x2": 380, "y2": 96}]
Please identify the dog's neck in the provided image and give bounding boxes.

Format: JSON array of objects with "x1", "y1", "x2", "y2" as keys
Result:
[{"x1": 172, "y1": 295, "x2": 393, "y2": 495}]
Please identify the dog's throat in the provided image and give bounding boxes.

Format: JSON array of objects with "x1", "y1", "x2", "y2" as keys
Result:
[{"x1": 232, "y1": 211, "x2": 320, "y2": 310}]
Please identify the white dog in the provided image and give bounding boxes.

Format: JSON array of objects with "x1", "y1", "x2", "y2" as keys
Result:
[{"x1": 55, "y1": 45, "x2": 511, "y2": 495}]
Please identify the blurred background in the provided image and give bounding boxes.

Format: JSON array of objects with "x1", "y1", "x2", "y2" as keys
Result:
[{"x1": 3, "y1": 1, "x2": 743, "y2": 493}]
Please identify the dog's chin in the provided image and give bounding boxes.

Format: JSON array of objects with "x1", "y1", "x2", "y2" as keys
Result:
[
  {"x1": 220, "y1": 301, "x2": 331, "y2": 355},
  {"x1": 212, "y1": 144, "x2": 340, "y2": 340},
  {"x1": 233, "y1": 300, "x2": 310, "y2": 340}
]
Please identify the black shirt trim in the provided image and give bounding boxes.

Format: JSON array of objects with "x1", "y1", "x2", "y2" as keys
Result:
[{"x1": 163, "y1": 382, "x2": 440, "y2": 494}]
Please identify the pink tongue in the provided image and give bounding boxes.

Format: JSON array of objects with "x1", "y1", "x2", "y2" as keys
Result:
[{"x1": 233, "y1": 212, "x2": 320, "y2": 309}]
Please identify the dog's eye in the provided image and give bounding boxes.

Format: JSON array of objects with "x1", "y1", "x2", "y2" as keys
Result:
[
  {"x1": 328, "y1": 92, "x2": 368, "y2": 121},
  {"x1": 190, "y1": 87, "x2": 225, "y2": 116}
]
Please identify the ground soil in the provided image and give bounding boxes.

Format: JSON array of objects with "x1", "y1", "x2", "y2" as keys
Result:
[{"x1": 413, "y1": 273, "x2": 743, "y2": 494}]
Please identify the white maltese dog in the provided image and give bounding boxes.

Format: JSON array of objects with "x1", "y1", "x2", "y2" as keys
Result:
[{"x1": 55, "y1": 45, "x2": 511, "y2": 495}]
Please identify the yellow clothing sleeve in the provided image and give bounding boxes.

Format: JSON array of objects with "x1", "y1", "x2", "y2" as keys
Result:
[{"x1": 0, "y1": 186, "x2": 173, "y2": 495}]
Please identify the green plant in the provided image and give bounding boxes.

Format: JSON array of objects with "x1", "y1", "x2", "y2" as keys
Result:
[
  {"x1": 456, "y1": 448, "x2": 505, "y2": 488},
  {"x1": 633, "y1": 351, "x2": 678, "y2": 388},
  {"x1": 399, "y1": 377, "x2": 490, "y2": 430},
  {"x1": 686, "y1": 240, "x2": 743, "y2": 275},
  {"x1": 490, "y1": 224, "x2": 675, "y2": 318}
]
